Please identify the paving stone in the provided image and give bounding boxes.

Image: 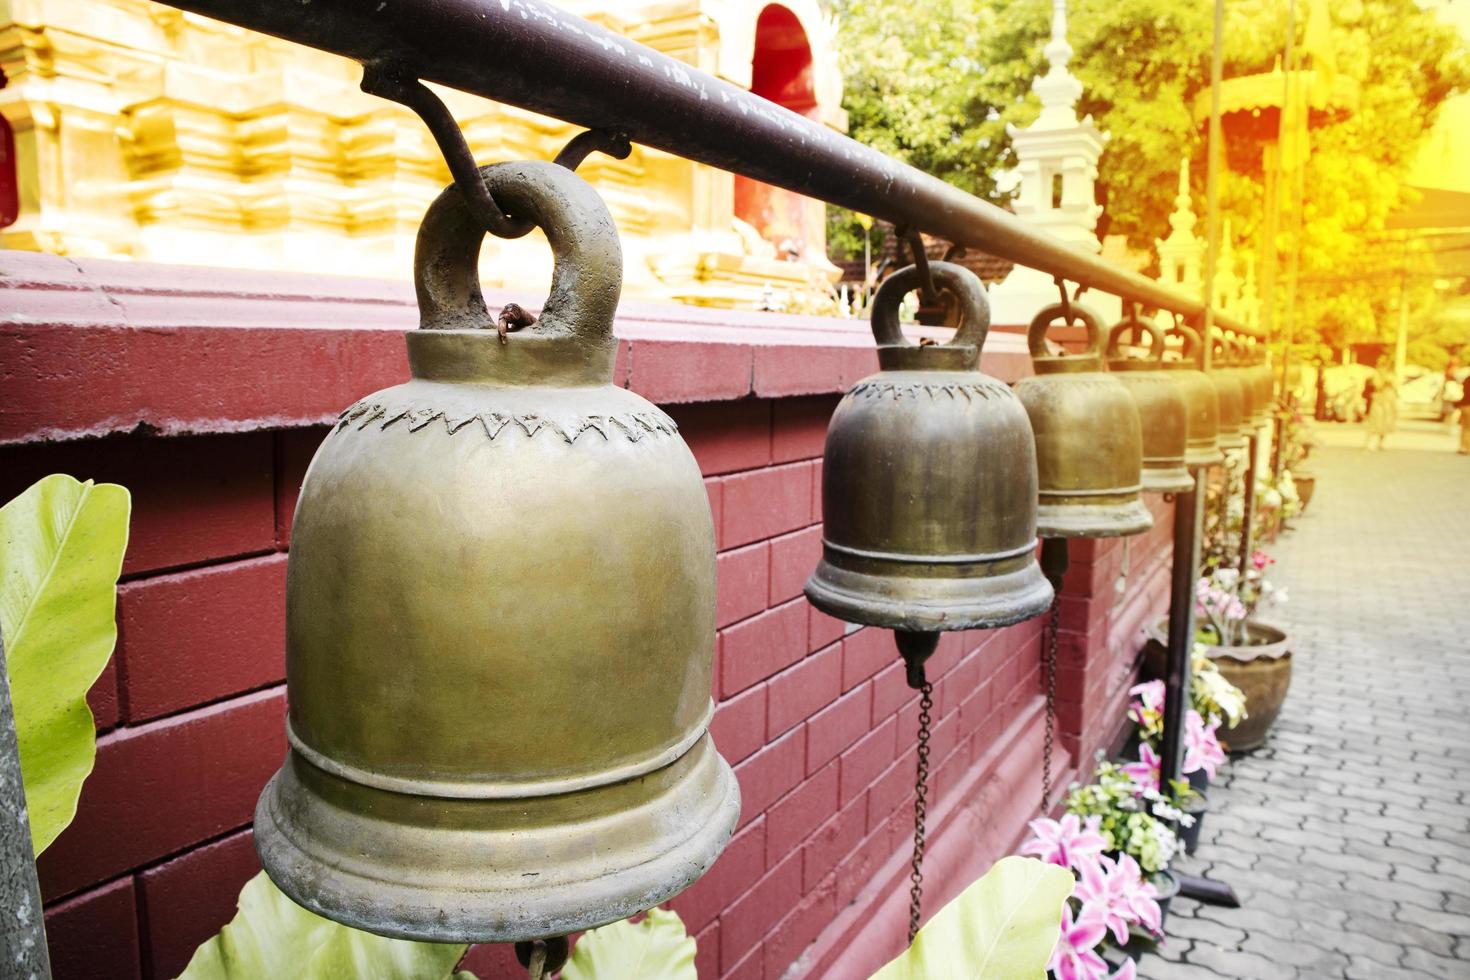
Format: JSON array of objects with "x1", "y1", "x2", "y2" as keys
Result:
[
  {"x1": 1185, "y1": 942, "x2": 1299, "y2": 979},
  {"x1": 1346, "y1": 913, "x2": 1458, "y2": 959}
]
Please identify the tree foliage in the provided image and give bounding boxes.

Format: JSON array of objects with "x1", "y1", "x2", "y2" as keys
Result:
[{"x1": 830, "y1": 0, "x2": 1470, "y2": 354}]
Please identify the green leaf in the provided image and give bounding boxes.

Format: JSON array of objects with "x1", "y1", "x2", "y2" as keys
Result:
[
  {"x1": 0, "y1": 474, "x2": 130, "y2": 854},
  {"x1": 561, "y1": 908, "x2": 696, "y2": 980},
  {"x1": 177, "y1": 872, "x2": 473, "y2": 980},
  {"x1": 871, "y1": 856, "x2": 1074, "y2": 980}
]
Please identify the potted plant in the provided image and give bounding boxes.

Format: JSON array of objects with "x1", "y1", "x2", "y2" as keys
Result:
[
  {"x1": 1126, "y1": 679, "x2": 1229, "y2": 850},
  {"x1": 1020, "y1": 811, "x2": 1159, "y2": 978},
  {"x1": 1192, "y1": 552, "x2": 1292, "y2": 750}
]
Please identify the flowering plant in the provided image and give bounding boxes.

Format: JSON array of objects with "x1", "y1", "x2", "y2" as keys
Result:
[
  {"x1": 1194, "y1": 551, "x2": 1286, "y2": 647},
  {"x1": 1021, "y1": 813, "x2": 1155, "y2": 980},
  {"x1": 1063, "y1": 760, "x2": 1185, "y2": 874},
  {"x1": 1128, "y1": 676, "x2": 1239, "y2": 761}
]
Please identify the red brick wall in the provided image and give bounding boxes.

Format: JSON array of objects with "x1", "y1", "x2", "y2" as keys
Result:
[{"x1": 1, "y1": 253, "x2": 1177, "y2": 980}]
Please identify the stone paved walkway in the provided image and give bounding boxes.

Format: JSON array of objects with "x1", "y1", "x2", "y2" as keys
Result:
[{"x1": 1141, "y1": 427, "x2": 1470, "y2": 979}]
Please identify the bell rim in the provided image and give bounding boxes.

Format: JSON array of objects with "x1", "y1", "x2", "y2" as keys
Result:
[
  {"x1": 254, "y1": 737, "x2": 741, "y2": 944},
  {"x1": 1139, "y1": 467, "x2": 1196, "y2": 494},
  {"x1": 804, "y1": 560, "x2": 1055, "y2": 633},
  {"x1": 1035, "y1": 497, "x2": 1154, "y2": 539}
]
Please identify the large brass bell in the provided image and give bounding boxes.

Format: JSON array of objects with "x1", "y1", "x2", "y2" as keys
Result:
[
  {"x1": 1223, "y1": 334, "x2": 1263, "y2": 431},
  {"x1": 805, "y1": 262, "x2": 1053, "y2": 675},
  {"x1": 1160, "y1": 324, "x2": 1223, "y2": 469},
  {"x1": 1206, "y1": 331, "x2": 1248, "y2": 452},
  {"x1": 1104, "y1": 313, "x2": 1193, "y2": 494},
  {"x1": 254, "y1": 162, "x2": 740, "y2": 944},
  {"x1": 1014, "y1": 303, "x2": 1153, "y2": 539}
]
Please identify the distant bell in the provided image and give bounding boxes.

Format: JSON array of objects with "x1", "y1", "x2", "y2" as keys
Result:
[
  {"x1": 805, "y1": 262, "x2": 1053, "y2": 635},
  {"x1": 1104, "y1": 314, "x2": 1193, "y2": 494},
  {"x1": 253, "y1": 161, "x2": 739, "y2": 944},
  {"x1": 1014, "y1": 303, "x2": 1153, "y2": 539},
  {"x1": 1161, "y1": 324, "x2": 1224, "y2": 470},
  {"x1": 1207, "y1": 332, "x2": 1248, "y2": 451}
]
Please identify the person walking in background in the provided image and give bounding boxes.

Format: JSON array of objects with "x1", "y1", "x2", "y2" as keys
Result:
[
  {"x1": 1364, "y1": 364, "x2": 1398, "y2": 452},
  {"x1": 1456, "y1": 381, "x2": 1470, "y2": 456}
]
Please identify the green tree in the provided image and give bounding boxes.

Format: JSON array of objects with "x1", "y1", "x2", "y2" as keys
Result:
[{"x1": 830, "y1": 0, "x2": 1470, "y2": 359}]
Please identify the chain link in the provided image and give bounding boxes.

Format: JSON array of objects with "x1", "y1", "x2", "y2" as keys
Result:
[
  {"x1": 1042, "y1": 595, "x2": 1059, "y2": 814},
  {"x1": 907, "y1": 682, "x2": 934, "y2": 945}
]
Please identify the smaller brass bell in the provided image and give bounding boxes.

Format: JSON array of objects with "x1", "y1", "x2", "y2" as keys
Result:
[
  {"x1": 1104, "y1": 314, "x2": 1193, "y2": 494},
  {"x1": 1160, "y1": 324, "x2": 1223, "y2": 470},
  {"x1": 1014, "y1": 303, "x2": 1153, "y2": 538},
  {"x1": 1224, "y1": 335, "x2": 1265, "y2": 431},
  {"x1": 806, "y1": 262, "x2": 1053, "y2": 638},
  {"x1": 1206, "y1": 332, "x2": 1248, "y2": 452},
  {"x1": 1249, "y1": 344, "x2": 1275, "y2": 426}
]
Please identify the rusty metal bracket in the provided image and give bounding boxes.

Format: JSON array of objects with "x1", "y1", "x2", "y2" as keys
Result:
[{"x1": 360, "y1": 60, "x2": 630, "y2": 240}]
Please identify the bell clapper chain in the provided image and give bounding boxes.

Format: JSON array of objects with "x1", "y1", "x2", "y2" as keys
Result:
[
  {"x1": 894, "y1": 630, "x2": 939, "y2": 945},
  {"x1": 1038, "y1": 539, "x2": 1070, "y2": 814}
]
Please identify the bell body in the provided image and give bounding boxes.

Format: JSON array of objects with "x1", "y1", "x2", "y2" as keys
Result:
[
  {"x1": 1161, "y1": 361, "x2": 1223, "y2": 469},
  {"x1": 1209, "y1": 367, "x2": 1248, "y2": 451},
  {"x1": 806, "y1": 263, "x2": 1053, "y2": 633},
  {"x1": 1106, "y1": 368, "x2": 1193, "y2": 494},
  {"x1": 254, "y1": 162, "x2": 739, "y2": 944},
  {"x1": 1015, "y1": 305, "x2": 1152, "y2": 538}
]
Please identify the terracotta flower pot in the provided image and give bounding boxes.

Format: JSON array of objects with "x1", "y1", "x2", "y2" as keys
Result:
[
  {"x1": 1143, "y1": 619, "x2": 1292, "y2": 752},
  {"x1": 1295, "y1": 472, "x2": 1316, "y2": 512}
]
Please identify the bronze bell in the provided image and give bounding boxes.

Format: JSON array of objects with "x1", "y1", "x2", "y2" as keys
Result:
[
  {"x1": 1206, "y1": 332, "x2": 1248, "y2": 452},
  {"x1": 1224, "y1": 335, "x2": 1264, "y2": 431},
  {"x1": 805, "y1": 262, "x2": 1053, "y2": 648},
  {"x1": 1014, "y1": 303, "x2": 1153, "y2": 539},
  {"x1": 1160, "y1": 324, "x2": 1224, "y2": 470},
  {"x1": 254, "y1": 162, "x2": 740, "y2": 944},
  {"x1": 1104, "y1": 314, "x2": 1193, "y2": 494},
  {"x1": 1249, "y1": 344, "x2": 1275, "y2": 426}
]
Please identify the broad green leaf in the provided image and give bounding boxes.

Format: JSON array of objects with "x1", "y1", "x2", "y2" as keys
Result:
[
  {"x1": 1, "y1": 474, "x2": 129, "y2": 854},
  {"x1": 561, "y1": 908, "x2": 696, "y2": 980},
  {"x1": 177, "y1": 872, "x2": 474, "y2": 980},
  {"x1": 871, "y1": 856, "x2": 1074, "y2": 980}
]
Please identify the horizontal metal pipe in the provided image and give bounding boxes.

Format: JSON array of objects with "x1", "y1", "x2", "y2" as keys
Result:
[{"x1": 153, "y1": 0, "x2": 1257, "y2": 336}]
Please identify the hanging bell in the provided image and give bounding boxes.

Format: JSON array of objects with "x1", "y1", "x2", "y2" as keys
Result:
[
  {"x1": 1224, "y1": 334, "x2": 1264, "y2": 431},
  {"x1": 1206, "y1": 331, "x2": 1248, "y2": 452},
  {"x1": 805, "y1": 262, "x2": 1053, "y2": 642},
  {"x1": 254, "y1": 162, "x2": 740, "y2": 944},
  {"x1": 1249, "y1": 343, "x2": 1275, "y2": 426},
  {"x1": 1014, "y1": 303, "x2": 1153, "y2": 538},
  {"x1": 1103, "y1": 313, "x2": 1193, "y2": 494},
  {"x1": 1160, "y1": 324, "x2": 1224, "y2": 470}
]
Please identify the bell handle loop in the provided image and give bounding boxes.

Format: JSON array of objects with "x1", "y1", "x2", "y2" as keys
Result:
[
  {"x1": 870, "y1": 262, "x2": 990, "y2": 352},
  {"x1": 413, "y1": 160, "x2": 622, "y2": 347},
  {"x1": 1026, "y1": 302, "x2": 1103, "y2": 359},
  {"x1": 1104, "y1": 313, "x2": 1165, "y2": 364},
  {"x1": 1166, "y1": 323, "x2": 1206, "y2": 370}
]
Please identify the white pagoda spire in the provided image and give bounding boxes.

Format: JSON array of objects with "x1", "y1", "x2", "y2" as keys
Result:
[
  {"x1": 1155, "y1": 156, "x2": 1203, "y2": 301},
  {"x1": 989, "y1": 0, "x2": 1115, "y2": 325}
]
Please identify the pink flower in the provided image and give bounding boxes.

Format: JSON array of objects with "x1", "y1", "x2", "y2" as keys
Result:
[
  {"x1": 1183, "y1": 710, "x2": 1227, "y2": 780},
  {"x1": 1111, "y1": 958, "x2": 1138, "y2": 979},
  {"x1": 1048, "y1": 902, "x2": 1110, "y2": 980},
  {"x1": 1121, "y1": 743, "x2": 1162, "y2": 795},
  {"x1": 1072, "y1": 854, "x2": 1132, "y2": 945},
  {"x1": 1251, "y1": 550, "x2": 1274, "y2": 571},
  {"x1": 1021, "y1": 813, "x2": 1106, "y2": 872},
  {"x1": 1128, "y1": 680, "x2": 1164, "y2": 726},
  {"x1": 1111, "y1": 853, "x2": 1162, "y2": 936}
]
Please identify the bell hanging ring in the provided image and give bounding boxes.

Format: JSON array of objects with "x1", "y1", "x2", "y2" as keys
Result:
[
  {"x1": 1014, "y1": 302, "x2": 1153, "y2": 539},
  {"x1": 805, "y1": 262, "x2": 1053, "y2": 650},
  {"x1": 254, "y1": 161, "x2": 740, "y2": 943},
  {"x1": 1161, "y1": 323, "x2": 1224, "y2": 470},
  {"x1": 1104, "y1": 313, "x2": 1193, "y2": 495}
]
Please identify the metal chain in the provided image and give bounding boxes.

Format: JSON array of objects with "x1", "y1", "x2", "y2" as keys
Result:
[
  {"x1": 1042, "y1": 595, "x2": 1059, "y2": 814},
  {"x1": 907, "y1": 682, "x2": 934, "y2": 945}
]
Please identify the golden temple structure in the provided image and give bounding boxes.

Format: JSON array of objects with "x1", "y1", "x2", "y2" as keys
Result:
[{"x1": 0, "y1": 0, "x2": 847, "y2": 309}]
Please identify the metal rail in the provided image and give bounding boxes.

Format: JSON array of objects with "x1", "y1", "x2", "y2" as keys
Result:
[{"x1": 153, "y1": 0, "x2": 1258, "y2": 337}]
